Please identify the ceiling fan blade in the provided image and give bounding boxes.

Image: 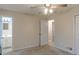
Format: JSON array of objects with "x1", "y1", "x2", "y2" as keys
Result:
[
  {"x1": 57, "y1": 4, "x2": 67, "y2": 7},
  {"x1": 30, "y1": 4, "x2": 44, "y2": 9},
  {"x1": 30, "y1": 6, "x2": 45, "y2": 9},
  {"x1": 30, "y1": 4, "x2": 67, "y2": 9},
  {"x1": 51, "y1": 4, "x2": 67, "y2": 8}
]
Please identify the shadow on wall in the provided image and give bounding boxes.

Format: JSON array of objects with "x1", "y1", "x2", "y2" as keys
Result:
[{"x1": 0, "y1": 47, "x2": 1, "y2": 55}]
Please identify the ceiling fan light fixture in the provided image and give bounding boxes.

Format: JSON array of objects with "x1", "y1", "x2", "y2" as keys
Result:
[
  {"x1": 44, "y1": 8, "x2": 48, "y2": 14},
  {"x1": 44, "y1": 4, "x2": 51, "y2": 8},
  {"x1": 49, "y1": 9, "x2": 53, "y2": 13},
  {"x1": 46, "y1": 4, "x2": 50, "y2": 7}
]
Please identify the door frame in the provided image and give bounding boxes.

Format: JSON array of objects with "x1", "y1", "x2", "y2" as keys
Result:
[
  {"x1": 1, "y1": 16, "x2": 13, "y2": 54},
  {"x1": 39, "y1": 20, "x2": 41, "y2": 47},
  {"x1": 73, "y1": 15, "x2": 79, "y2": 54},
  {"x1": 48, "y1": 20, "x2": 55, "y2": 47}
]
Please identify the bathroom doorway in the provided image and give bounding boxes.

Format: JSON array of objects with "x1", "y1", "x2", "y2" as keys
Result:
[{"x1": 0, "y1": 17, "x2": 12, "y2": 54}]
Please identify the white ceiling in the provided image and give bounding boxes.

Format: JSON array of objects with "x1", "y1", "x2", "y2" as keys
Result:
[{"x1": 0, "y1": 4, "x2": 78, "y2": 15}]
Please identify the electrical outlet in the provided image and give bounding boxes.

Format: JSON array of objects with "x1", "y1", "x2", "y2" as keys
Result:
[
  {"x1": 69, "y1": 48, "x2": 72, "y2": 50},
  {"x1": 66, "y1": 47, "x2": 72, "y2": 50}
]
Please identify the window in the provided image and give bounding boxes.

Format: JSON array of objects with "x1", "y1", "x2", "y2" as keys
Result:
[
  {"x1": 2, "y1": 17, "x2": 12, "y2": 37},
  {"x1": 3, "y1": 23, "x2": 8, "y2": 30}
]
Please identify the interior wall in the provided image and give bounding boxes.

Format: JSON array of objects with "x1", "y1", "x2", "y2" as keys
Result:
[
  {"x1": 0, "y1": 10, "x2": 45, "y2": 50},
  {"x1": 54, "y1": 13, "x2": 73, "y2": 53},
  {"x1": 49, "y1": 7, "x2": 79, "y2": 54}
]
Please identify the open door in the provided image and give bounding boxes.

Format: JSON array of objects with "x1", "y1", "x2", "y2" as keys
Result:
[{"x1": 39, "y1": 20, "x2": 48, "y2": 46}]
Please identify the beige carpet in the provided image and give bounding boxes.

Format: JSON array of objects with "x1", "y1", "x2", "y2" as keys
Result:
[{"x1": 6, "y1": 45, "x2": 73, "y2": 55}]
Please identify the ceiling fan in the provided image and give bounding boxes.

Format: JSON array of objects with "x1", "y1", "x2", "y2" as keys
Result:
[
  {"x1": 30, "y1": 4, "x2": 67, "y2": 14},
  {"x1": 44, "y1": 4, "x2": 67, "y2": 14},
  {"x1": 30, "y1": 4, "x2": 67, "y2": 8},
  {"x1": 44, "y1": 4, "x2": 67, "y2": 8}
]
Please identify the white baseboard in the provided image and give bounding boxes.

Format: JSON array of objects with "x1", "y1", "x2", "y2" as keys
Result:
[
  {"x1": 12, "y1": 44, "x2": 48, "y2": 52},
  {"x1": 13, "y1": 45, "x2": 39, "y2": 52},
  {"x1": 54, "y1": 45, "x2": 74, "y2": 54}
]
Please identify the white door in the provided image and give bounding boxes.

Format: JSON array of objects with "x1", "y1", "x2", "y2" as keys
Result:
[
  {"x1": 75, "y1": 16, "x2": 79, "y2": 54},
  {"x1": 40, "y1": 20, "x2": 48, "y2": 46}
]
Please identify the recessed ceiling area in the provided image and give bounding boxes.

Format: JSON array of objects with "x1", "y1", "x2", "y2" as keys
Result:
[{"x1": 0, "y1": 4, "x2": 78, "y2": 15}]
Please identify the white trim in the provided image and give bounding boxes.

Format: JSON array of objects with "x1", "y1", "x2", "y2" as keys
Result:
[
  {"x1": 12, "y1": 44, "x2": 48, "y2": 52},
  {"x1": 72, "y1": 15, "x2": 76, "y2": 54},
  {"x1": 54, "y1": 45, "x2": 75, "y2": 54},
  {"x1": 12, "y1": 45, "x2": 39, "y2": 52},
  {"x1": 73, "y1": 15, "x2": 79, "y2": 55}
]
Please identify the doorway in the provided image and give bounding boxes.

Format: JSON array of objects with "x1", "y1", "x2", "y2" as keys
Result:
[
  {"x1": 39, "y1": 19, "x2": 55, "y2": 47},
  {"x1": 0, "y1": 17, "x2": 12, "y2": 54},
  {"x1": 74, "y1": 15, "x2": 79, "y2": 55},
  {"x1": 48, "y1": 20, "x2": 55, "y2": 47}
]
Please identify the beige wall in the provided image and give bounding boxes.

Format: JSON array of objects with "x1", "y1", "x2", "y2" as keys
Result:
[
  {"x1": 50, "y1": 7, "x2": 79, "y2": 54},
  {"x1": 0, "y1": 10, "x2": 45, "y2": 50},
  {"x1": 1, "y1": 6, "x2": 79, "y2": 54},
  {"x1": 54, "y1": 13, "x2": 73, "y2": 53}
]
